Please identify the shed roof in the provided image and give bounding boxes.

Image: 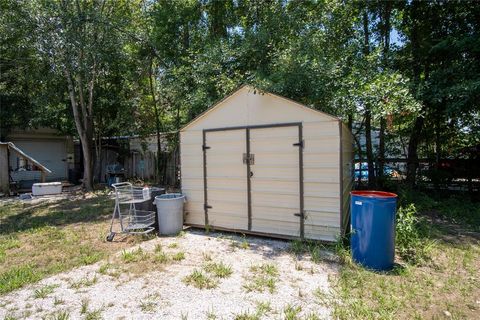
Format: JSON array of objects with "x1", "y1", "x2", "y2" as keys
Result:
[
  {"x1": 0, "y1": 142, "x2": 52, "y2": 173},
  {"x1": 181, "y1": 85, "x2": 340, "y2": 131}
]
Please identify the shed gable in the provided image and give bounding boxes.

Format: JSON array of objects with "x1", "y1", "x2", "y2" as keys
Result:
[{"x1": 182, "y1": 86, "x2": 338, "y2": 131}]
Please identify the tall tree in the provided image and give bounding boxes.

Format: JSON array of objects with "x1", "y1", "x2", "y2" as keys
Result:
[{"x1": 35, "y1": 0, "x2": 133, "y2": 190}]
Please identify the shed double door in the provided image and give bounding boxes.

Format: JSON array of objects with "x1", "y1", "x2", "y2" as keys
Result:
[{"x1": 204, "y1": 124, "x2": 303, "y2": 238}]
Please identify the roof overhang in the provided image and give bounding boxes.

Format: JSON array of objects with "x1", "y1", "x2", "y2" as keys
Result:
[{"x1": 0, "y1": 142, "x2": 52, "y2": 173}]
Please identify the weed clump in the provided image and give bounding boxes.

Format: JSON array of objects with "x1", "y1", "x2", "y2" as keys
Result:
[{"x1": 396, "y1": 204, "x2": 433, "y2": 264}]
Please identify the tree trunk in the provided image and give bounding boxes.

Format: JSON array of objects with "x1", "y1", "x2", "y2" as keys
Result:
[
  {"x1": 365, "y1": 110, "x2": 376, "y2": 188},
  {"x1": 149, "y1": 57, "x2": 163, "y2": 184},
  {"x1": 378, "y1": 118, "x2": 386, "y2": 183},
  {"x1": 81, "y1": 137, "x2": 94, "y2": 190},
  {"x1": 94, "y1": 131, "x2": 102, "y2": 183},
  {"x1": 406, "y1": 115, "x2": 424, "y2": 186},
  {"x1": 378, "y1": 1, "x2": 392, "y2": 184},
  {"x1": 406, "y1": 0, "x2": 423, "y2": 187},
  {"x1": 363, "y1": 9, "x2": 376, "y2": 188},
  {"x1": 65, "y1": 68, "x2": 95, "y2": 191}
]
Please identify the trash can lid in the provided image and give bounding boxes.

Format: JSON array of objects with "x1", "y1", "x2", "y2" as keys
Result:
[
  {"x1": 155, "y1": 193, "x2": 184, "y2": 200},
  {"x1": 350, "y1": 190, "x2": 397, "y2": 198}
]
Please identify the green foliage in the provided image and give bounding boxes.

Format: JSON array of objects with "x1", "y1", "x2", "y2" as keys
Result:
[
  {"x1": 2, "y1": 0, "x2": 478, "y2": 186},
  {"x1": 243, "y1": 263, "x2": 279, "y2": 293},
  {"x1": 183, "y1": 270, "x2": 218, "y2": 289},
  {"x1": 203, "y1": 262, "x2": 233, "y2": 278},
  {"x1": 0, "y1": 264, "x2": 41, "y2": 294},
  {"x1": 121, "y1": 248, "x2": 147, "y2": 263},
  {"x1": 33, "y1": 284, "x2": 58, "y2": 299},
  {"x1": 396, "y1": 204, "x2": 432, "y2": 264}
]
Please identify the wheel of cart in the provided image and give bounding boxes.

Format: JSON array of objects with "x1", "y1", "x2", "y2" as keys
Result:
[{"x1": 106, "y1": 182, "x2": 156, "y2": 241}]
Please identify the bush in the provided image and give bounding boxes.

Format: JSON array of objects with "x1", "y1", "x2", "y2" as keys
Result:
[{"x1": 396, "y1": 204, "x2": 432, "y2": 264}]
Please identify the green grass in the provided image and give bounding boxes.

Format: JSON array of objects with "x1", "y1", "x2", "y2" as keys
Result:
[
  {"x1": 172, "y1": 251, "x2": 186, "y2": 261},
  {"x1": 0, "y1": 236, "x2": 20, "y2": 263},
  {"x1": 139, "y1": 300, "x2": 156, "y2": 313},
  {"x1": 53, "y1": 296, "x2": 65, "y2": 305},
  {"x1": 0, "y1": 264, "x2": 41, "y2": 294},
  {"x1": 183, "y1": 270, "x2": 218, "y2": 289},
  {"x1": 0, "y1": 194, "x2": 140, "y2": 295},
  {"x1": 154, "y1": 244, "x2": 163, "y2": 253},
  {"x1": 121, "y1": 248, "x2": 148, "y2": 263},
  {"x1": 205, "y1": 309, "x2": 217, "y2": 320},
  {"x1": 243, "y1": 263, "x2": 279, "y2": 293},
  {"x1": 153, "y1": 251, "x2": 169, "y2": 264},
  {"x1": 33, "y1": 284, "x2": 58, "y2": 299},
  {"x1": 45, "y1": 310, "x2": 71, "y2": 320},
  {"x1": 289, "y1": 239, "x2": 333, "y2": 264},
  {"x1": 80, "y1": 298, "x2": 89, "y2": 314},
  {"x1": 328, "y1": 190, "x2": 480, "y2": 319},
  {"x1": 203, "y1": 262, "x2": 233, "y2": 278},
  {"x1": 283, "y1": 304, "x2": 302, "y2": 320},
  {"x1": 70, "y1": 275, "x2": 97, "y2": 289},
  {"x1": 233, "y1": 311, "x2": 260, "y2": 320},
  {"x1": 255, "y1": 301, "x2": 272, "y2": 315},
  {"x1": 230, "y1": 237, "x2": 250, "y2": 250},
  {"x1": 250, "y1": 263, "x2": 278, "y2": 277},
  {"x1": 84, "y1": 309, "x2": 103, "y2": 320}
]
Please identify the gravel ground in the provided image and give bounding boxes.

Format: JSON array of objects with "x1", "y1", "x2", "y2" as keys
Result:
[{"x1": 0, "y1": 230, "x2": 338, "y2": 320}]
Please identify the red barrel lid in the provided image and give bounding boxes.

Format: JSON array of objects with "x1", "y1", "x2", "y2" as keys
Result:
[{"x1": 350, "y1": 190, "x2": 398, "y2": 198}]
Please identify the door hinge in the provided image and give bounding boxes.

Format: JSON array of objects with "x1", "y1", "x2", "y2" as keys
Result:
[
  {"x1": 293, "y1": 140, "x2": 304, "y2": 148},
  {"x1": 202, "y1": 145, "x2": 210, "y2": 151},
  {"x1": 204, "y1": 204, "x2": 212, "y2": 210}
]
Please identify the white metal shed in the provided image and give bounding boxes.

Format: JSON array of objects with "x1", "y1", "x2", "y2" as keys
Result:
[{"x1": 180, "y1": 85, "x2": 353, "y2": 241}]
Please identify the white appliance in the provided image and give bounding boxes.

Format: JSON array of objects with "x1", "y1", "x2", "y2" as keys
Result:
[{"x1": 32, "y1": 182, "x2": 62, "y2": 196}]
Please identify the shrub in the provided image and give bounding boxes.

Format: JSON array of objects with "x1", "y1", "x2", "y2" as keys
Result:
[{"x1": 396, "y1": 204, "x2": 432, "y2": 264}]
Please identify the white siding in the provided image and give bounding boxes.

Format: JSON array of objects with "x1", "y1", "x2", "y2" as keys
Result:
[
  {"x1": 181, "y1": 86, "x2": 346, "y2": 241},
  {"x1": 250, "y1": 126, "x2": 300, "y2": 237},
  {"x1": 205, "y1": 130, "x2": 248, "y2": 230}
]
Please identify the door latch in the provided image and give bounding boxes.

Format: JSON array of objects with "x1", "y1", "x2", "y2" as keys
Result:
[{"x1": 293, "y1": 140, "x2": 304, "y2": 148}]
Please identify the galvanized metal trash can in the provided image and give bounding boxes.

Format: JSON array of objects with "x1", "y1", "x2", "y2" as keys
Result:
[
  {"x1": 154, "y1": 193, "x2": 185, "y2": 235},
  {"x1": 350, "y1": 190, "x2": 398, "y2": 271}
]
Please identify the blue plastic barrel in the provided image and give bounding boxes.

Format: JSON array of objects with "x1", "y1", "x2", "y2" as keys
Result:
[{"x1": 350, "y1": 190, "x2": 398, "y2": 271}]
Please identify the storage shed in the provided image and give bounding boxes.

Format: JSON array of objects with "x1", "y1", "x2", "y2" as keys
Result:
[{"x1": 180, "y1": 85, "x2": 353, "y2": 241}]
